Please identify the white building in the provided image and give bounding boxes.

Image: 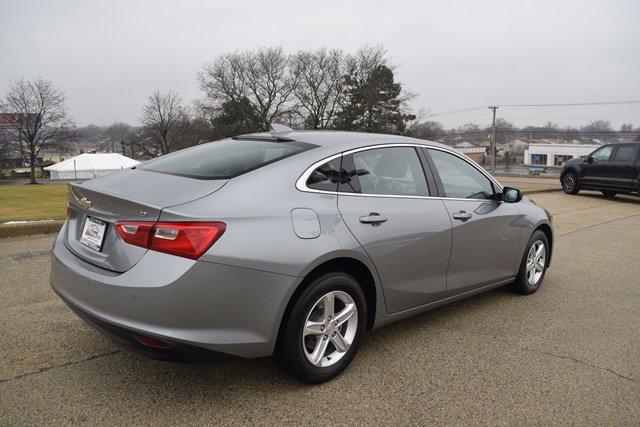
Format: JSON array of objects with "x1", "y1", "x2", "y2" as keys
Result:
[
  {"x1": 524, "y1": 143, "x2": 600, "y2": 167},
  {"x1": 44, "y1": 153, "x2": 139, "y2": 180}
]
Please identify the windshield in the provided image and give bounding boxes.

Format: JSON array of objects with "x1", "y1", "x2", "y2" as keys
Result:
[{"x1": 139, "y1": 138, "x2": 314, "y2": 179}]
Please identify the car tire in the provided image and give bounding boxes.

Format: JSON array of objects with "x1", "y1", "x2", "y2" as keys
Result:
[
  {"x1": 562, "y1": 172, "x2": 580, "y2": 195},
  {"x1": 274, "y1": 271, "x2": 367, "y2": 384},
  {"x1": 508, "y1": 230, "x2": 549, "y2": 295},
  {"x1": 602, "y1": 190, "x2": 617, "y2": 198}
]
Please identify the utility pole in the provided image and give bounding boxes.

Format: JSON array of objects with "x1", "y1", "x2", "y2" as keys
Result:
[{"x1": 488, "y1": 106, "x2": 499, "y2": 172}]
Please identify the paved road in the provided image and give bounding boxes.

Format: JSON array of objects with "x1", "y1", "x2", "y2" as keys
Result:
[
  {"x1": 496, "y1": 176, "x2": 561, "y2": 193},
  {"x1": 1, "y1": 191, "x2": 639, "y2": 424}
]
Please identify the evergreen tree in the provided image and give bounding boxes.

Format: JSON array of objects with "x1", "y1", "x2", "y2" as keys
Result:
[
  {"x1": 333, "y1": 64, "x2": 415, "y2": 134},
  {"x1": 210, "y1": 97, "x2": 262, "y2": 138}
]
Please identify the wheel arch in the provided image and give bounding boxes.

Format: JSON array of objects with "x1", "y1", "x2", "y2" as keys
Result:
[
  {"x1": 534, "y1": 222, "x2": 554, "y2": 267},
  {"x1": 280, "y1": 256, "x2": 380, "y2": 339},
  {"x1": 561, "y1": 166, "x2": 577, "y2": 179}
]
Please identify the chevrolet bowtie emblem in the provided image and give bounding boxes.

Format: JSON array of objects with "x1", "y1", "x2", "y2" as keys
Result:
[{"x1": 79, "y1": 197, "x2": 92, "y2": 210}]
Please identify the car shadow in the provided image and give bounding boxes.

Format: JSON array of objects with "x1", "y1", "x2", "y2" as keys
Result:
[
  {"x1": 105, "y1": 285, "x2": 516, "y2": 395},
  {"x1": 576, "y1": 191, "x2": 639, "y2": 204}
]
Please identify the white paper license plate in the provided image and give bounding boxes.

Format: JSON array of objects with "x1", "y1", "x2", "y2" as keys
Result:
[{"x1": 80, "y1": 217, "x2": 107, "y2": 251}]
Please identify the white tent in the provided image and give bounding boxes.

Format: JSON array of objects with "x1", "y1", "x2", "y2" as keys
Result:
[{"x1": 44, "y1": 153, "x2": 140, "y2": 180}]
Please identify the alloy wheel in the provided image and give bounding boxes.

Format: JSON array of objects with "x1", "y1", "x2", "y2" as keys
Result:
[
  {"x1": 563, "y1": 175, "x2": 574, "y2": 192},
  {"x1": 302, "y1": 290, "x2": 358, "y2": 367},
  {"x1": 526, "y1": 240, "x2": 546, "y2": 286}
]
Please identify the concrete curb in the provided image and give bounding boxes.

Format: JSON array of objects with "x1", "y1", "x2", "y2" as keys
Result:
[
  {"x1": 0, "y1": 220, "x2": 65, "y2": 238},
  {"x1": 523, "y1": 188, "x2": 563, "y2": 195}
]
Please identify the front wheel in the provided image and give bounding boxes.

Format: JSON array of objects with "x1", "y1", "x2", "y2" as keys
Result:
[
  {"x1": 508, "y1": 230, "x2": 549, "y2": 295},
  {"x1": 274, "y1": 271, "x2": 367, "y2": 384},
  {"x1": 562, "y1": 172, "x2": 580, "y2": 195}
]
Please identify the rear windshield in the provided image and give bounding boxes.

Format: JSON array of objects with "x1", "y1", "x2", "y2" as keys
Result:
[{"x1": 139, "y1": 138, "x2": 314, "y2": 179}]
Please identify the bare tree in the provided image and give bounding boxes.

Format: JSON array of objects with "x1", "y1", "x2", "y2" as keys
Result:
[
  {"x1": 140, "y1": 90, "x2": 187, "y2": 156},
  {"x1": 409, "y1": 120, "x2": 445, "y2": 140},
  {"x1": 292, "y1": 48, "x2": 346, "y2": 129},
  {"x1": 620, "y1": 123, "x2": 633, "y2": 133},
  {"x1": 197, "y1": 47, "x2": 299, "y2": 130},
  {"x1": 1, "y1": 77, "x2": 74, "y2": 183}
]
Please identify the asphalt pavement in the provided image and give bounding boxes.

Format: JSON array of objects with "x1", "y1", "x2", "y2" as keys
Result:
[{"x1": 1, "y1": 191, "x2": 638, "y2": 424}]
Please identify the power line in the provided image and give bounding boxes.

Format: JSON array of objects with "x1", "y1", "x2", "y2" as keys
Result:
[
  {"x1": 424, "y1": 100, "x2": 640, "y2": 118},
  {"x1": 499, "y1": 100, "x2": 640, "y2": 107},
  {"x1": 424, "y1": 106, "x2": 487, "y2": 117}
]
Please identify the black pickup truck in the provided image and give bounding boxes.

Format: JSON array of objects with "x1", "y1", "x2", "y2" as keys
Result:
[{"x1": 560, "y1": 143, "x2": 640, "y2": 197}]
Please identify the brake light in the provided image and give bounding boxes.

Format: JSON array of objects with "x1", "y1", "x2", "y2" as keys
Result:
[
  {"x1": 151, "y1": 222, "x2": 226, "y2": 259},
  {"x1": 115, "y1": 221, "x2": 226, "y2": 260}
]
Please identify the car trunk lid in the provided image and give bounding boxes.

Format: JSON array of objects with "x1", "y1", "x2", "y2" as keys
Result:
[{"x1": 65, "y1": 169, "x2": 227, "y2": 272}]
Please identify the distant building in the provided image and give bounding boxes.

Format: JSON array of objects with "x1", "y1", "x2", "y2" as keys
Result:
[
  {"x1": 0, "y1": 113, "x2": 24, "y2": 128},
  {"x1": 524, "y1": 143, "x2": 600, "y2": 167},
  {"x1": 453, "y1": 141, "x2": 477, "y2": 149},
  {"x1": 454, "y1": 145, "x2": 486, "y2": 164}
]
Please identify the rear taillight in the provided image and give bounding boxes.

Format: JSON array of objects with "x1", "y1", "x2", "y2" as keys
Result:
[{"x1": 115, "y1": 221, "x2": 226, "y2": 260}]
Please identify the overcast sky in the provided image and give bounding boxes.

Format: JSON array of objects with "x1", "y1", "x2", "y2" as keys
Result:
[{"x1": 1, "y1": 0, "x2": 639, "y2": 129}]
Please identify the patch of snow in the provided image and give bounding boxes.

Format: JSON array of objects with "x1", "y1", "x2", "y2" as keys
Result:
[{"x1": 2, "y1": 219, "x2": 56, "y2": 225}]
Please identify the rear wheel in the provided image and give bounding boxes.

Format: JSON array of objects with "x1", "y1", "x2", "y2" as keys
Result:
[
  {"x1": 562, "y1": 172, "x2": 579, "y2": 195},
  {"x1": 602, "y1": 190, "x2": 617, "y2": 198},
  {"x1": 274, "y1": 271, "x2": 366, "y2": 384},
  {"x1": 508, "y1": 230, "x2": 549, "y2": 295}
]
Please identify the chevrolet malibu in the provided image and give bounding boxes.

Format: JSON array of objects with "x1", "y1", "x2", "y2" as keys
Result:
[{"x1": 51, "y1": 127, "x2": 553, "y2": 383}]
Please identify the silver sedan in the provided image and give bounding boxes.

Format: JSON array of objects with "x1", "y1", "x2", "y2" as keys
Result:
[{"x1": 50, "y1": 126, "x2": 553, "y2": 383}]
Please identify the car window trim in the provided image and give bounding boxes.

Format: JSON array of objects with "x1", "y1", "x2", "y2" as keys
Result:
[{"x1": 295, "y1": 143, "x2": 503, "y2": 202}]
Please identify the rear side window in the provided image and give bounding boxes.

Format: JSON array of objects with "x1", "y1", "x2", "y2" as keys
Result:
[
  {"x1": 140, "y1": 138, "x2": 314, "y2": 179},
  {"x1": 306, "y1": 157, "x2": 342, "y2": 191},
  {"x1": 340, "y1": 147, "x2": 428, "y2": 197},
  {"x1": 612, "y1": 145, "x2": 638, "y2": 162}
]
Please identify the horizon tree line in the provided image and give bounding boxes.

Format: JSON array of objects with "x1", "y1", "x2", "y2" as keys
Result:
[{"x1": 2, "y1": 45, "x2": 639, "y2": 182}]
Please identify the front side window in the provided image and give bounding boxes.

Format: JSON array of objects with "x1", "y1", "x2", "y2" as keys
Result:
[
  {"x1": 140, "y1": 138, "x2": 313, "y2": 179},
  {"x1": 340, "y1": 147, "x2": 428, "y2": 197},
  {"x1": 612, "y1": 145, "x2": 638, "y2": 162},
  {"x1": 591, "y1": 146, "x2": 614, "y2": 162},
  {"x1": 306, "y1": 157, "x2": 342, "y2": 191},
  {"x1": 428, "y1": 149, "x2": 495, "y2": 200}
]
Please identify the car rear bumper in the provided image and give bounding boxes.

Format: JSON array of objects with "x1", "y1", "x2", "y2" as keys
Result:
[{"x1": 50, "y1": 223, "x2": 300, "y2": 358}]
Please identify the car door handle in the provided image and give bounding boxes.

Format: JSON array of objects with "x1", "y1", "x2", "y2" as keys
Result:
[
  {"x1": 359, "y1": 213, "x2": 388, "y2": 225},
  {"x1": 452, "y1": 211, "x2": 472, "y2": 221}
]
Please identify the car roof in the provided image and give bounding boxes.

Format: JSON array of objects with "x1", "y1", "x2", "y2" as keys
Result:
[{"x1": 243, "y1": 130, "x2": 449, "y2": 150}]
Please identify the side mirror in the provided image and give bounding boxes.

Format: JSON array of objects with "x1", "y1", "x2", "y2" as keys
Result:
[
  {"x1": 501, "y1": 187, "x2": 523, "y2": 203},
  {"x1": 585, "y1": 156, "x2": 593, "y2": 163}
]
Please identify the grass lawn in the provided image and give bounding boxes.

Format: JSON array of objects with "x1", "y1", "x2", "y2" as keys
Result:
[{"x1": 0, "y1": 184, "x2": 68, "y2": 223}]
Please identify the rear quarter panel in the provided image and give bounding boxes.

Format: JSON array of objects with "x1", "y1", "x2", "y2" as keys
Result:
[{"x1": 158, "y1": 149, "x2": 389, "y2": 330}]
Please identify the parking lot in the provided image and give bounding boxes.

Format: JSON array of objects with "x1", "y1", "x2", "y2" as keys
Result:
[{"x1": 1, "y1": 191, "x2": 639, "y2": 424}]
